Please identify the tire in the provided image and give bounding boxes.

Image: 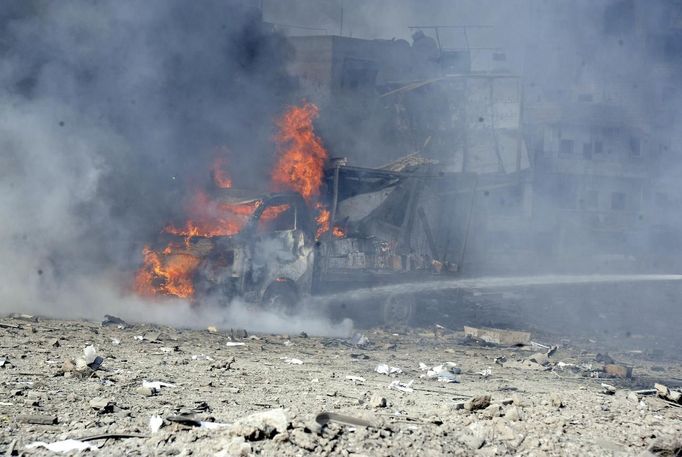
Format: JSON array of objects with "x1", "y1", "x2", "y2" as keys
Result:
[
  {"x1": 261, "y1": 282, "x2": 299, "y2": 316},
  {"x1": 382, "y1": 294, "x2": 415, "y2": 327}
]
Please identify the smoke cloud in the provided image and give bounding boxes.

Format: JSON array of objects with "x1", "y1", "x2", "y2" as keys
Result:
[{"x1": 0, "y1": 0, "x2": 334, "y2": 332}]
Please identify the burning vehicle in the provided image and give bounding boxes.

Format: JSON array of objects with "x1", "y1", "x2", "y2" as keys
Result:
[{"x1": 135, "y1": 103, "x2": 450, "y2": 324}]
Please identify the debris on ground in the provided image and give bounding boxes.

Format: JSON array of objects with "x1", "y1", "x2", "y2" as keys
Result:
[
  {"x1": 464, "y1": 395, "x2": 491, "y2": 411},
  {"x1": 345, "y1": 375, "x2": 366, "y2": 383},
  {"x1": 226, "y1": 342, "x2": 246, "y2": 347},
  {"x1": 142, "y1": 380, "x2": 176, "y2": 391},
  {"x1": 388, "y1": 379, "x2": 414, "y2": 392},
  {"x1": 655, "y1": 383, "x2": 682, "y2": 404},
  {"x1": 281, "y1": 357, "x2": 303, "y2": 365},
  {"x1": 315, "y1": 411, "x2": 374, "y2": 428},
  {"x1": 3, "y1": 317, "x2": 681, "y2": 456},
  {"x1": 26, "y1": 439, "x2": 96, "y2": 453},
  {"x1": 17, "y1": 414, "x2": 58, "y2": 425},
  {"x1": 463, "y1": 326, "x2": 531, "y2": 346},
  {"x1": 420, "y1": 362, "x2": 461, "y2": 382},
  {"x1": 350, "y1": 333, "x2": 370, "y2": 348},
  {"x1": 369, "y1": 394, "x2": 387, "y2": 408},
  {"x1": 102, "y1": 314, "x2": 130, "y2": 328},
  {"x1": 229, "y1": 408, "x2": 289, "y2": 440},
  {"x1": 375, "y1": 363, "x2": 402, "y2": 375}
]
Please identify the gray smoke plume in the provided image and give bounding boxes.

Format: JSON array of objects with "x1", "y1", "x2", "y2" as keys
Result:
[{"x1": 0, "y1": 0, "x2": 314, "y2": 330}]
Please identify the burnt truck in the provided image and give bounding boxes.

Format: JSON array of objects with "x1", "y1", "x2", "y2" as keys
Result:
[{"x1": 148, "y1": 157, "x2": 455, "y2": 325}]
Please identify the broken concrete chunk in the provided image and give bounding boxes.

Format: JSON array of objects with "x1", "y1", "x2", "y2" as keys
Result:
[
  {"x1": 290, "y1": 429, "x2": 317, "y2": 451},
  {"x1": 229, "y1": 408, "x2": 289, "y2": 441},
  {"x1": 136, "y1": 386, "x2": 156, "y2": 397},
  {"x1": 601, "y1": 383, "x2": 617, "y2": 395},
  {"x1": 655, "y1": 383, "x2": 682, "y2": 404},
  {"x1": 369, "y1": 394, "x2": 387, "y2": 408},
  {"x1": 421, "y1": 362, "x2": 461, "y2": 383},
  {"x1": 17, "y1": 414, "x2": 58, "y2": 425},
  {"x1": 504, "y1": 405, "x2": 522, "y2": 421},
  {"x1": 550, "y1": 393, "x2": 565, "y2": 408},
  {"x1": 83, "y1": 345, "x2": 97, "y2": 364},
  {"x1": 464, "y1": 395, "x2": 491, "y2": 411},
  {"x1": 482, "y1": 403, "x2": 502, "y2": 418},
  {"x1": 528, "y1": 352, "x2": 550, "y2": 366},
  {"x1": 221, "y1": 437, "x2": 252, "y2": 456},
  {"x1": 89, "y1": 397, "x2": 116, "y2": 413},
  {"x1": 464, "y1": 326, "x2": 530, "y2": 346},
  {"x1": 102, "y1": 314, "x2": 129, "y2": 328}
]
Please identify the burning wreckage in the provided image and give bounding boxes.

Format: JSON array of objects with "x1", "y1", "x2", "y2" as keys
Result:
[{"x1": 134, "y1": 103, "x2": 451, "y2": 324}]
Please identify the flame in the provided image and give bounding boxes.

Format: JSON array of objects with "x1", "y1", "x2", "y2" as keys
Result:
[
  {"x1": 272, "y1": 103, "x2": 328, "y2": 202},
  {"x1": 134, "y1": 245, "x2": 200, "y2": 298},
  {"x1": 315, "y1": 204, "x2": 330, "y2": 239},
  {"x1": 332, "y1": 226, "x2": 345, "y2": 238},
  {"x1": 314, "y1": 203, "x2": 345, "y2": 239},
  {"x1": 136, "y1": 102, "x2": 338, "y2": 299},
  {"x1": 164, "y1": 191, "x2": 259, "y2": 241}
]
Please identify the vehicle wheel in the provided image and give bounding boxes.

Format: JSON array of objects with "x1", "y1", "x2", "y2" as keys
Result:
[
  {"x1": 261, "y1": 283, "x2": 299, "y2": 316},
  {"x1": 382, "y1": 294, "x2": 415, "y2": 327}
]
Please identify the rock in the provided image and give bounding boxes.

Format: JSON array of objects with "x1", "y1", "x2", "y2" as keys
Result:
[
  {"x1": 528, "y1": 352, "x2": 550, "y2": 366},
  {"x1": 655, "y1": 383, "x2": 682, "y2": 403},
  {"x1": 369, "y1": 394, "x2": 387, "y2": 408},
  {"x1": 17, "y1": 414, "x2": 58, "y2": 425},
  {"x1": 644, "y1": 435, "x2": 682, "y2": 457},
  {"x1": 290, "y1": 429, "x2": 317, "y2": 451},
  {"x1": 229, "y1": 408, "x2": 289, "y2": 440},
  {"x1": 464, "y1": 395, "x2": 491, "y2": 411},
  {"x1": 219, "y1": 437, "x2": 252, "y2": 457},
  {"x1": 102, "y1": 315, "x2": 129, "y2": 328},
  {"x1": 627, "y1": 391, "x2": 640, "y2": 403},
  {"x1": 136, "y1": 386, "x2": 156, "y2": 397},
  {"x1": 550, "y1": 393, "x2": 564, "y2": 408},
  {"x1": 83, "y1": 345, "x2": 97, "y2": 364},
  {"x1": 482, "y1": 404, "x2": 502, "y2": 418},
  {"x1": 504, "y1": 405, "x2": 522, "y2": 421},
  {"x1": 89, "y1": 397, "x2": 116, "y2": 413},
  {"x1": 61, "y1": 359, "x2": 76, "y2": 372},
  {"x1": 75, "y1": 358, "x2": 89, "y2": 371},
  {"x1": 493, "y1": 420, "x2": 516, "y2": 441}
]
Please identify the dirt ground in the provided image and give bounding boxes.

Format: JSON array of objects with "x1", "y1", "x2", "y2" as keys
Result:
[{"x1": 1, "y1": 312, "x2": 681, "y2": 456}]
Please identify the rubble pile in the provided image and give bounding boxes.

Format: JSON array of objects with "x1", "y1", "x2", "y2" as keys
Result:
[{"x1": 0, "y1": 316, "x2": 680, "y2": 456}]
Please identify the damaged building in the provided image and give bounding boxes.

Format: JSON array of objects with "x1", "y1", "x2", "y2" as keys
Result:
[{"x1": 284, "y1": 15, "x2": 669, "y2": 274}]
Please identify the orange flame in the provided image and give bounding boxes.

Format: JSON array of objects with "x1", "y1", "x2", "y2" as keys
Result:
[
  {"x1": 332, "y1": 226, "x2": 345, "y2": 238},
  {"x1": 315, "y1": 204, "x2": 330, "y2": 239},
  {"x1": 272, "y1": 103, "x2": 328, "y2": 202},
  {"x1": 164, "y1": 191, "x2": 259, "y2": 241},
  {"x1": 314, "y1": 203, "x2": 345, "y2": 239},
  {"x1": 134, "y1": 245, "x2": 200, "y2": 298}
]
